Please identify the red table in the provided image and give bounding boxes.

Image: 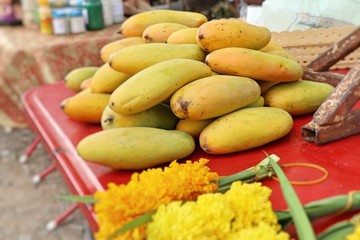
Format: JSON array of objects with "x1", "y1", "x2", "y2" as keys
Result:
[{"x1": 22, "y1": 81, "x2": 360, "y2": 235}]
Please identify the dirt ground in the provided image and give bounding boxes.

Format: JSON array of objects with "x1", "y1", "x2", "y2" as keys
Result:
[{"x1": 0, "y1": 126, "x2": 94, "y2": 240}]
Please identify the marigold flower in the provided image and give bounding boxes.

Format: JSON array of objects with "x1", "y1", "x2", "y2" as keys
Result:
[
  {"x1": 146, "y1": 181, "x2": 289, "y2": 240},
  {"x1": 347, "y1": 223, "x2": 360, "y2": 240},
  {"x1": 94, "y1": 158, "x2": 219, "y2": 240}
]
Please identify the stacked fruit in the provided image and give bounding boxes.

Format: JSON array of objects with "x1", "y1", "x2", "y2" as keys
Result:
[{"x1": 61, "y1": 10, "x2": 334, "y2": 170}]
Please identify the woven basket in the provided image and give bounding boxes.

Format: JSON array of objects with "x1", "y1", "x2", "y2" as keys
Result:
[{"x1": 271, "y1": 25, "x2": 360, "y2": 69}]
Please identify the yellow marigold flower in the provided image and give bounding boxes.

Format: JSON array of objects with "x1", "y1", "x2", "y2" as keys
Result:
[
  {"x1": 147, "y1": 194, "x2": 235, "y2": 240},
  {"x1": 94, "y1": 158, "x2": 219, "y2": 240},
  {"x1": 228, "y1": 222, "x2": 290, "y2": 240},
  {"x1": 225, "y1": 181, "x2": 280, "y2": 231},
  {"x1": 347, "y1": 223, "x2": 360, "y2": 240},
  {"x1": 146, "y1": 181, "x2": 288, "y2": 240}
]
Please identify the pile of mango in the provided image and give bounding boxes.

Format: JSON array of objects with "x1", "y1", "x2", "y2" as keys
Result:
[{"x1": 61, "y1": 10, "x2": 334, "y2": 170}]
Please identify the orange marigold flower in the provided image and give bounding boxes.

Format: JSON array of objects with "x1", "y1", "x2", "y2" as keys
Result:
[{"x1": 94, "y1": 158, "x2": 219, "y2": 240}]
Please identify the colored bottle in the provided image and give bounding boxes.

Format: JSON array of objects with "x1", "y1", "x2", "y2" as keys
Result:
[
  {"x1": 82, "y1": 0, "x2": 104, "y2": 30},
  {"x1": 38, "y1": 0, "x2": 53, "y2": 34}
]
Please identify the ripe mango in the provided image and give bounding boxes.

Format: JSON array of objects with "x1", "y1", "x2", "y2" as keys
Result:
[
  {"x1": 196, "y1": 18, "x2": 271, "y2": 52},
  {"x1": 109, "y1": 59, "x2": 212, "y2": 115},
  {"x1": 100, "y1": 37, "x2": 145, "y2": 63},
  {"x1": 142, "y1": 22, "x2": 189, "y2": 43},
  {"x1": 170, "y1": 75, "x2": 260, "y2": 120},
  {"x1": 60, "y1": 89, "x2": 110, "y2": 123},
  {"x1": 77, "y1": 127, "x2": 196, "y2": 170},
  {"x1": 246, "y1": 96, "x2": 264, "y2": 108},
  {"x1": 205, "y1": 47, "x2": 303, "y2": 82},
  {"x1": 90, "y1": 63, "x2": 131, "y2": 94},
  {"x1": 119, "y1": 9, "x2": 208, "y2": 37},
  {"x1": 167, "y1": 27, "x2": 198, "y2": 44},
  {"x1": 176, "y1": 118, "x2": 213, "y2": 138},
  {"x1": 101, "y1": 104, "x2": 179, "y2": 130},
  {"x1": 109, "y1": 43, "x2": 207, "y2": 75},
  {"x1": 263, "y1": 80, "x2": 335, "y2": 116},
  {"x1": 260, "y1": 39, "x2": 296, "y2": 61},
  {"x1": 199, "y1": 107, "x2": 293, "y2": 154}
]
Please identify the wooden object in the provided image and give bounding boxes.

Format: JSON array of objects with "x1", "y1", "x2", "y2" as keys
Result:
[{"x1": 301, "y1": 27, "x2": 360, "y2": 145}]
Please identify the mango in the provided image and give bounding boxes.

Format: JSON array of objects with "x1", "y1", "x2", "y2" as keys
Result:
[
  {"x1": 119, "y1": 9, "x2": 208, "y2": 37},
  {"x1": 196, "y1": 18, "x2": 271, "y2": 52},
  {"x1": 109, "y1": 59, "x2": 212, "y2": 115},
  {"x1": 100, "y1": 37, "x2": 145, "y2": 63},
  {"x1": 167, "y1": 27, "x2": 198, "y2": 44},
  {"x1": 170, "y1": 75, "x2": 260, "y2": 120},
  {"x1": 246, "y1": 96, "x2": 265, "y2": 108},
  {"x1": 142, "y1": 22, "x2": 189, "y2": 43},
  {"x1": 101, "y1": 104, "x2": 179, "y2": 130},
  {"x1": 205, "y1": 47, "x2": 303, "y2": 82},
  {"x1": 77, "y1": 127, "x2": 196, "y2": 170},
  {"x1": 176, "y1": 118, "x2": 213, "y2": 138},
  {"x1": 199, "y1": 107, "x2": 293, "y2": 154},
  {"x1": 90, "y1": 62, "x2": 132, "y2": 94},
  {"x1": 263, "y1": 80, "x2": 335, "y2": 116},
  {"x1": 64, "y1": 66, "x2": 99, "y2": 92},
  {"x1": 109, "y1": 43, "x2": 207, "y2": 75},
  {"x1": 60, "y1": 89, "x2": 110, "y2": 123}
]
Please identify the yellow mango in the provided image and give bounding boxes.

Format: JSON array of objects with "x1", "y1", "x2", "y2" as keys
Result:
[
  {"x1": 196, "y1": 18, "x2": 271, "y2": 52},
  {"x1": 260, "y1": 39, "x2": 296, "y2": 61},
  {"x1": 101, "y1": 104, "x2": 179, "y2": 130},
  {"x1": 60, "y1": 90, "x2": 110, "y2": 123},
  {"x1": 90, "y1": 63, "x2": 132, "y2": 94},
  {"x1": 109, "y1": 59, "x2": 212, "y2": 115},
  {"x1": 142, "y1": 22, "x2": 189, "y2": 43},
  {"x1": 100, "y1": 37, "x2": 145, "y2": 63},
  {"x1": 119, "y1": 9, "x2": 207, "y2": 37},
  {"x1": 167, "y1": 27, "x2": 198, "y2": 44},
  {"x1": 170, "y1": 75, "x2": 260, "y2": 120},
  {"x1": 176, "y1": 118, "x2": 213, "y2": 138},
  {"x1": 263, "y1": 80, "x2": 335, "y2": 116},
  {"x1": 199, "y1": 107, "x2": 293, "y2": 154},
  {"x1": 205, "y1": 47, "x2": 303, "y2": 82},
  {"x1": 77, "y1": 127, "x2": 196, "y2": 170},
  {"x1": 109, "y1": 43, "x2": 207, "y2": 75},
  {"x1": 246, "y1": 96, "x2": 264, "y2": 108}
]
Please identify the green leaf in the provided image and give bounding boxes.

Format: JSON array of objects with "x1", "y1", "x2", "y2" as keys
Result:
[
  {"x1": 108, "y1": 211, "x2": 155, "y2": 240},
  {"x1": 268, "y1": 155, "x2": 316, "y2": 240},
  {"x1": 316, "y1": 220, "x2": 355, "y2": 240},
  {"x1": 57, "y1": 195, "x2": 97, "y2": 203}
]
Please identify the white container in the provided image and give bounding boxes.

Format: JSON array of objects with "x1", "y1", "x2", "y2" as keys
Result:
[
  {"x1": 52, "y1": 8, "x2": 70, "y2": 35},
  {"x1": 111, "y1": 0, "x2": 124, "y2": 23},
  {"x1": 69, "y1": 7, "x2": 86, "y2": 33},
  {"x1": 101, "y1": 0, "x2": 113, "y2": 26}
]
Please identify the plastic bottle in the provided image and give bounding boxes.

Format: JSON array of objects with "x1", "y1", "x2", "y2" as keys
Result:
[
  {"x1": 37, "y1": 0, "x2": 53, "y2": 34},
  {"x1": 110, "y1": 0, "x2": 124, "y2": 23},
  {"x1": 68, "y1": 7, "x2": 86, "y2": 33},
  {"x1": 101, "y1": 0, "x2": 113, "y2": 26},
  {"x1": 52, "y1": 8, "x2": 70, "y2": 35},
  {"x1": 82, "y1": 0, "x2": 104, "y2": 30}
]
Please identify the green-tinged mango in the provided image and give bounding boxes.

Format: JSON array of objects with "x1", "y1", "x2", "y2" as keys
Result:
[
  {"x1": 199, "y1": 107, "x2": 293, "y2": 154},
  {"x1": 246, "y1": 96, "x2": 264, "y2": 108},
  {"x1": 77, "y1": 127, "x2": 196, "y2": 170},
  {"x1": 109, "y1": 43, "x2": 207, "y2": 75},
  {"x1": 64, "y1": 66, "x2": 99, "y2": 92},
  {"x1": 109, "y1": 59, "x2": 212, "y2": 115},
  {"x1": 205, "y1": 47, "x2": 303, "y2": 82},
  {"x1": 176, "y1": 118, "x2": 213, "y2": 138},
  {"x1": 100, "y1": 37, "x2": 145, "y2": 63},
  {"x1": 263, "y1": 80, "x2": 335, "y2": 116},
  {"x1": 170, "y1": 75, "x2": 261, "y2": 120},
  {"x1": 90, "y1": 63, "x2": 132, "y2": 94},
  {"x1": 101, "y1": 104, "x2": 179, "y2": 130},
  {"x1": 196, "y1": 18, "x2": 271, "y2": 52}
]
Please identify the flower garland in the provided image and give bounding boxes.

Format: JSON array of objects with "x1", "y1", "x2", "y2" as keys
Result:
[
  {"x1": 146, "y1": 181, "x2": 290, "y2": 240},
  {"x1": 94, "y1": 158, "x2": 219, "y2": 240}
]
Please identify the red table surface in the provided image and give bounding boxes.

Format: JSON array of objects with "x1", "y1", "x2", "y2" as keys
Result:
[{"x1": 22, "y1": 81, "x2": 360, "y2": 236}]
